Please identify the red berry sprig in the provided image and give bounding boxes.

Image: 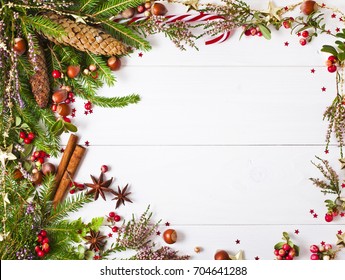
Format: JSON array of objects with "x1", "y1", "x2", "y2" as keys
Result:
[
  {"x1": 69, "y1": 181, "x2": 85, "y2": 194},
  {"x1": 274, "y1": 232, "x2": 299, "y2": 260},
  {"x1": 35, "y1": 230, "x2": 50, "y2": 258},
  {"x1": 325, "y1": 55, "x2": 338, "y2": 73},
  {"x1": 31, "y1": 150, "x2": 48, "y2": 167},
  {"x1": 19, "y1": 131, "x2": 35, "y2": 144},
  {"x1": 107, "y1": 211, "x2": 121, "y2": 233},
  {"x1": 310, "y1": 243, "x2": 337, "y2": 260}
]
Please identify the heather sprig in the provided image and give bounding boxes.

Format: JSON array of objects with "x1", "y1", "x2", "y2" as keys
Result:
[{"x1": 133, "y1": 245, "x2": 190, "y2": 260}]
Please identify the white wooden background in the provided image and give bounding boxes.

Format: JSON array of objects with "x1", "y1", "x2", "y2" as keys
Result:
[{"x1": 59, "y1": 0, "x2": 345, "y2": 260}]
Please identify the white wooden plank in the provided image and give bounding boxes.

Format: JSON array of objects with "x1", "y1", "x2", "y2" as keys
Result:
[
  {"x1": 120, "y1": 0, "x2": 345, "y2": 67},
  {"x1": 64, "y1": 145, "x2": 343, "y2": 225},
  {"x1": 61, "y1": 66, "x2": 336, "y2": 145}
]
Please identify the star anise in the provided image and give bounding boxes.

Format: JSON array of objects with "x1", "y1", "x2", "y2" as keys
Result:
[
  {"x1": 84, "y1": 229, "x2": 106, "y2": 251},
  {"x1": 112, "y1": 184, "x2": 133, "y2": 209},
  {"x1": 85, "y1": 173, "x2": 113, "y2": 201}
]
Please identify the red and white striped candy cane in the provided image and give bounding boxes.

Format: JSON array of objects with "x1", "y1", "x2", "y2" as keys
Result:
[{"x1": 118, "y1": 13, "x2": 231, "y2": 45}]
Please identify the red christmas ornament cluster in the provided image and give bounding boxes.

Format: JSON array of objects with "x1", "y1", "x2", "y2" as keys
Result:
[{"x1": 35, "y1": 230, "x2": 50, "y2": 258}]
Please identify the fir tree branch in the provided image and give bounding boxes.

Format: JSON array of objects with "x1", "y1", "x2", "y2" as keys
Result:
[
  {"x1": 101, "y1": 19, "x2": 151, "y2": 51},
  {"x1": 92, "y1": 0, "x2": 145, "y2": 18},
  {"x1": 85, "y1": 52, "x2": 116, "y2": 86},
  {"x1": 80, "y1": 93, "x2": 141, "y2": 108},
  {"x1": 21, "y1": 15, "x2": 65, "y2": 39}
]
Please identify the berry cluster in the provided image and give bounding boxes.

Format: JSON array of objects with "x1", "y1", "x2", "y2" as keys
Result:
[
  {"x1": 19, "y1": 131, "x2": 35, "y2": 144},
  {"x1": 299, "y1": 30, "x2": 312, "y2": 46},
  {"x1": 325, "y1": 55, "x2": 338, "y2": 73},
  {"x1": 69, "y1": 181, "x2": 85, "y2": 194},
  {"x1": 274, "y1": 232, "x2": 299, "y2": 260},
  {"x1": 243, "y1": 26, "x2": 263, "y2": 37},
  {"x1": 30, "y1": 150, "x2": 48, "y2": 166},
  {"x1": 107, "y1": 211, "x2": 121, "y2": 233},
  {"x1": 35, "y1": 230, "x2": 50, "y2": 258},
  {"x1": 310, "y1": 243, "x2": 336, "y2": 260},
  {"x1": 274, "y1": 243, "x2": 297, "y2": 260}
]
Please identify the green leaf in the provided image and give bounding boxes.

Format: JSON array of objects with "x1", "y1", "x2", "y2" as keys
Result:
[
  {"x1": 274, "y1": 242, "x2": 285, "y2": 250},
  {"x1": 15, "y1": 116, "x2": 22, "y2": 126},
  {"x1": 293, "y1": 245, "x2": 300, "y2": 257},
  {"x1": 51, "y1": 119, "x2": 64, "y2": 135},
  {"x1": 64, "y1": 122, "x2": 78, "y2": 133},
  {"x1": 282, "y1": 232, "x2": 290, "y2": 241},
  {"x1": 258, "y1": 24, "x2": 271, "y2": 40},
  {"x1": 338, "y1": 52, "x2": 345, "y2": 62},
  {"x1": 321, "y1": 45, "x2": 338, "y2": 57},
  {"x1": 336, "y1": 33, "x2": 345, "y2": 39}
]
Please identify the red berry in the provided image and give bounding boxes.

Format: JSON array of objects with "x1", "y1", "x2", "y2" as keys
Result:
[
  {"x1": 34, "y1": 151, "x2": 40, "y2": 158},
  {"x1": 37, "y1": 235, "x2": 43, "y2": 243},
  {"x1": 114, "y1": 215, "x2": 121, "y2": 222},
  {"x1": 244, "y1": 29, "x2": 251, "y2": 36},
  {"x1": 27, "y1": 132, "x2": 35, "y2": 140},
  {"x1": 112, "y1": 226, "x2": 119, "y2": 233},
  {"x1": 301, "y1": 30, "x2": 309, "y2": 38},
  {"x1": 109, "y1": 212, "x2": 116, "y2": 218},
  {"x1": 328, "y1": 65, "x2": 337, "y2": 73},
  {"x1": 285, "y1": 255, "x2": 293, "y2": 260},
  {"x1": 276, "y1": 255, "x2": 283, "y2": 260},
  {"x1": 257, "y1": 31, "x2": 262, "y2": 37},
  {"x1": 250, "y1": 28, "x2": 257, "y2": 36},
  {"x1": 310, "y1": 253, "x2": 319, "y2": 260},
  {"x1": 69, "y1": 189, "x2": 76, "y2": 194},
  {"x1": 274, "y1": 249, "x2": 279, "y2": 256},
  {"x1": 283, "y1": 21, "x2": 291, "y2": 29},
  {"x1": 19, "y1": 131, "x2": 26, "y2": 139},
  {"x1": 51, "y1": 104, "x2": 57, "y2": 111},
  {"x1": 52, "y1": 70, "x2": 61, "y2": 79},
  {"x1": 42, "y1": 237, "x2": 49, "y2": 244},
  {"x1": 288, "y1": 249, "x2": 296, "y2": 258},
  {"x1": 42, "y1": 243, "x2": 50, "y2": 253},
  {"x1": 324, "y1": 244, "x2": 332, "y2": 250},
  {"x1": 63, "y1": 117, "x2": 71, "y2": 123},
  {"x1": 282, "y1": 243, "x2": 291, "y2": 251},
  {"x1": 299, "y1": 38, "x2": 307, "y2": 46},
  {"x1": 35, "y1": 245, "x2": 41, "y2": 252},
  {"x1": 37, "y1": 250, "x2": 45, "y2": 258},
  {"x1": 84, "y1": 102, "x2": 92, "y2": 110},
  {"x1": 137, "y1": 5, "x2": 145, "y2": 13},
  {"x1": 325, "y1": 213, "x2": 334, "y2": 222},
  {"x1": 68, "y1": 92, "x2": 74, "y2": 99},
  {"x1": 101, "y1": 165, "x2": 108, "y2": 173},
  {"x1": 278, "y1": 249, "x2": 286, "y2": 257},
  {"x1": 64, "y1": 98, "x2": 71, "y2": 104},
  {"x1": 38, "y1": 157, "x2": 44, "y2": 164},
  {"x1": 39, "y1": 230, "x2": 47, "y2": 237},
  {"x1": 310, "y1": 245, "x2": 319, "y2": 253},
  {"x1": 39, "y1": 151, "x2": 47, "y2": 158},
  {"x1": 328, "y1": 55, "x2": 337, "y2": 63},
  {"x1": 24, "y1": 138, "x2": 32, "y2": 144}
]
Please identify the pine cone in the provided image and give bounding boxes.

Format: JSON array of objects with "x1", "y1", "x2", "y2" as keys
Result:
[
  {"x1": 43, "y1": 13, "x2": 128, "y2": 56},
  {"x1": 29, "y1": 44, "x2": 50, "y2": 108}
]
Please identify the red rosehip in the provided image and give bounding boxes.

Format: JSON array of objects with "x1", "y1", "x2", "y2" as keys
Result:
[
  {"x1": 325, "y1": 213, "x2": 334, "y2": 222},
  {"x1": 299, "y1": 38, "x2": 307, "y2": 46},
  {"x1": 52, "y1": 70, "x2": 61, "y2": 79},
  {"x1": 282, "y1": 243, "x2": 291, "y2": 251},
  {"x1": 19, "y1": 131, "x2": 26, "y2": 139},
  {"x1": 244, "y1": 29, "x2": 251, "y2": 36},
  {"x1": 250, "y1": 28, "x2": 257, "y2": 36},
  {"x1": 310, "y1": 245, "x2": 319, "y2": 253},
  {"x1": 101, "y1": 165, "x2": 108, "y2": 173},
  {"x1": 109, "y1": 212, "x2": 116, "y2": 218},
  {"x1": 288, "y1": 249, "x2": 296, "y2": 258},
  {"x1": 310, "y1": 253, "x2": 319, "y2": 260},
  {"x1": 24, "y1": 138, "x2": 32, "y2": 144},
  {"x1": 114, "y1": 215, "x2": 121, "y2": 222},
  {"x1": 39, "y1": 230, "x2": 47, "y2": 237},
  {"x1": 112, "y1": 226, "x2": 119, "y2": 233},
  {"x1": 328, "y1": 65, "x2": 337, "y2": 73},
  {"x1": 27, "y1": 132, "x2": 35, "y2": 140},
  {"x1": 301, "y1": 30, "x2": 309, "y2": 38}
]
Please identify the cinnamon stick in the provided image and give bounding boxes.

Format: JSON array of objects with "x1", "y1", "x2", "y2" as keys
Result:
[
  {"x1": 53, "y1": 145, "x2": 86, "y2": 206},
  {"x1": 53, "y1": 134, "x2": 78, "y2": 195}
]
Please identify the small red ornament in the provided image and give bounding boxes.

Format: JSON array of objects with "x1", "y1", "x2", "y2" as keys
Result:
[
  {"x1": 52, "y1": 70, "x2": 62, "y2": 79},
  {"x1": 109, "y1": 212, "x2": 116, "y2": 218},
  {"x1": 84, "y1": 102, "x2": 92, "y2": 110},
  {"x1": 328, "y1": 65, "x2": 337, "y2": 73},
  {"x1": 112, "y1": 226, "x2": 119, "y2": 233},
  {"x1": 37, "y1": 250, "x2": 45, "y2": 258},
  {"x1": 325, "y1": 213, "x2": 333, "y2": 222}
]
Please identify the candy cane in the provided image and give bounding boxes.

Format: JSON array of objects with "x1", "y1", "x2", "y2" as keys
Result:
[{"x1": 116, "y1": 13, "x2": 231, "y2": 45}]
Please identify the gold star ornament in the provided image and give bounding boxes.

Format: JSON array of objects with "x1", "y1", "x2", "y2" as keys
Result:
[
  {"x1": 339, "y1": 158, "x2": 345, "y2": 169},
  {"x1": 262, "y1": 1, "x2": 282, "y2": 21},
  {"x1": 336, "y1": 232, "x2": 345, "y2": 247},
  {"x1": 229, "y1": 250, "x2": 244, "y2": 260}
]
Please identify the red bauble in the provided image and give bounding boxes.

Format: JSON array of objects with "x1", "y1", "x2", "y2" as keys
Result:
[
  {"x1": 301, "y1": 31, "x2": 309, "y2": 38},
  {"x1": 328, "y1": 65, "x2": 337, "y2": 73},
  {"x1": 114, "y1": 215, "x2": 121, "y2": 222},
  {"x1": 299, "y1": 38, "x2": 307, "y2": 46}
]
